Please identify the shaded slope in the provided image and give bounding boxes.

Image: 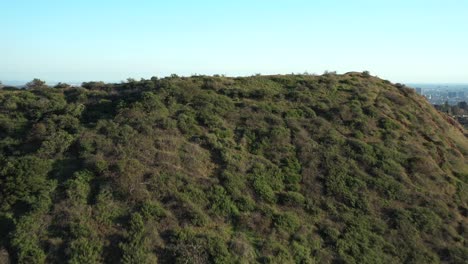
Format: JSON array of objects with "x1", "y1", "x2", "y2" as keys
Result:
[{"x1": 0, "y1": 73, "x2": 467, "y2": 263}]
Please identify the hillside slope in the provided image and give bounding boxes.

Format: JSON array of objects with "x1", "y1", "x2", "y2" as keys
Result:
[{"x1": 0, "y1": 73, "x2": 467, "y2": 263}]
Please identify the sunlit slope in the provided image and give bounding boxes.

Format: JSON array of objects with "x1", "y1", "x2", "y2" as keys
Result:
[{"x1": 0, "y1": 73, "x2": 466, "y2": 263}]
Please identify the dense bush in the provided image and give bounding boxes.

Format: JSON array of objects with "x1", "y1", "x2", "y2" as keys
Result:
[{"x1": 0, "y1": 74, "x2": 466, "y2": 263}]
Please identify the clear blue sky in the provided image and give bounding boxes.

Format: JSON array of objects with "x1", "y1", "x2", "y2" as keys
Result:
[{"x1": 1, "y1": 0, "x2": 467, "y2": 84}]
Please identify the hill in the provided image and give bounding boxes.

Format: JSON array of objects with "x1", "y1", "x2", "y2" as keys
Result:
[{"x1": 0, "y1": 73, "x2": 467, "y2": 263}]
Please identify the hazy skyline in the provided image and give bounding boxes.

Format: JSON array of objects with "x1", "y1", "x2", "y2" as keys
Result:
[{"x1": 1, "y1": 0, "x2": 467, "y2": 83}]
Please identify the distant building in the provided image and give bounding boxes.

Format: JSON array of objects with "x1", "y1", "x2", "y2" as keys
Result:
[
  {"x1": 457, "y1": 91, "x2": 465, "y2": 97},
  {"x1": 448, "y1": 92, "x2": 457, "y2": 98},
  {"x1": 415, "y1": 87, "x2": 422, "y2": 94}
]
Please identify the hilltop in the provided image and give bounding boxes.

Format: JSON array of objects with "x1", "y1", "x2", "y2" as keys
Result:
[{"x1": 0, "y1": 73, "x2": 467, "y2": 263}]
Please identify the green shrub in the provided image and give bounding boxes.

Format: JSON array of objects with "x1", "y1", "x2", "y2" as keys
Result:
[
  {"x1": 209, "y1": 186, "x2": 239, "y2": 217},
  {"x1": 379, "y1": 118, "x2": 400, "y2": 130},
  {"x1": 324, "y1": 164, "x2": 368, "y2": 209},
  {"x1": 120, "y1": 213, "x2": 151, "y2": 264},
  {"x1": 177, "y1": 112, "x2": 201, "y2": 135},
  {"x1": 0, "y1": 156, "x2": 55, "y2": 212},
  {"x1": 94, "y1": 188, "x2": 125, "y2": 226},
  {"x1": 291, "y1": 241, "x2": 314, "y2": 264},
  {"x1": 11, "y1": 214, "x2": 47, "y2": 264},
  {"x1": 140, "y1": 200, "x2": 166, "y2": 220},
  {"x1": 219, "y1": 171, "x2": 247, "y2": 201},
  {"x1": 444, "y1": 246, "x2": 468, "y2": 264},
  {"x1": 259, "y1": 239, "x2": 294, "y2": 263},
  {"x1": 279, "y1": 191, "x2": 305, "y2": 206},
  {"x1": 69, "y1": 237, "x2": 103, "y2": 264},
  {"x1": 274, "y1": 212, "x2": 301, "y2": 233},
  {"x1": 318, "y1": 222, "x2": 341, "y2": 245},
  {"x1": 252, "y1": 177, "x2": 276, "y2": 203},
  {"x1": 65, "y1": 170, "x2": 93, "y2": 205},
  {"x1": 249, "y1": 163, "x2": 284, "y2": 203},
  {"x1": 409, "y1": 207, "x2": 442, "y2": 233},
  {"x1": 281, "y1": 157, "x2": 302, "y2": 185}
]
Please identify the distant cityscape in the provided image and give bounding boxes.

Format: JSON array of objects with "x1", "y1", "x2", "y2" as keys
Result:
[
  {"x1": 409, "y1": 84, "x2": 468, "y2": 105},
  {"x1": 409, "y1": 84, "x2": 468, "y2": 129}
]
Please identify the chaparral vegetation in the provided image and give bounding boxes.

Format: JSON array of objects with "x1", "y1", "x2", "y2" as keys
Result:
[{"x1": 0, "y1": 73, "x2": 467, "y2": 263}]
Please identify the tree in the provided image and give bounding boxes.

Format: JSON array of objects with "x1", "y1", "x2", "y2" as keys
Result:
[
  {"x1": 81, "y1": 81, "x2": 106, "y2": 90},
  {"x1": 458, "y1": 101, "x2": 467, "y2": 110},
  {"x1": 26, "y1": 79, "x2": 47, "y2": 89},
  {"x1": 443, "y1": 101, "x2": 452, "y2": 114},
  {"x1": 54, "y1": 82, "x2": 71, "y2": 89}
]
